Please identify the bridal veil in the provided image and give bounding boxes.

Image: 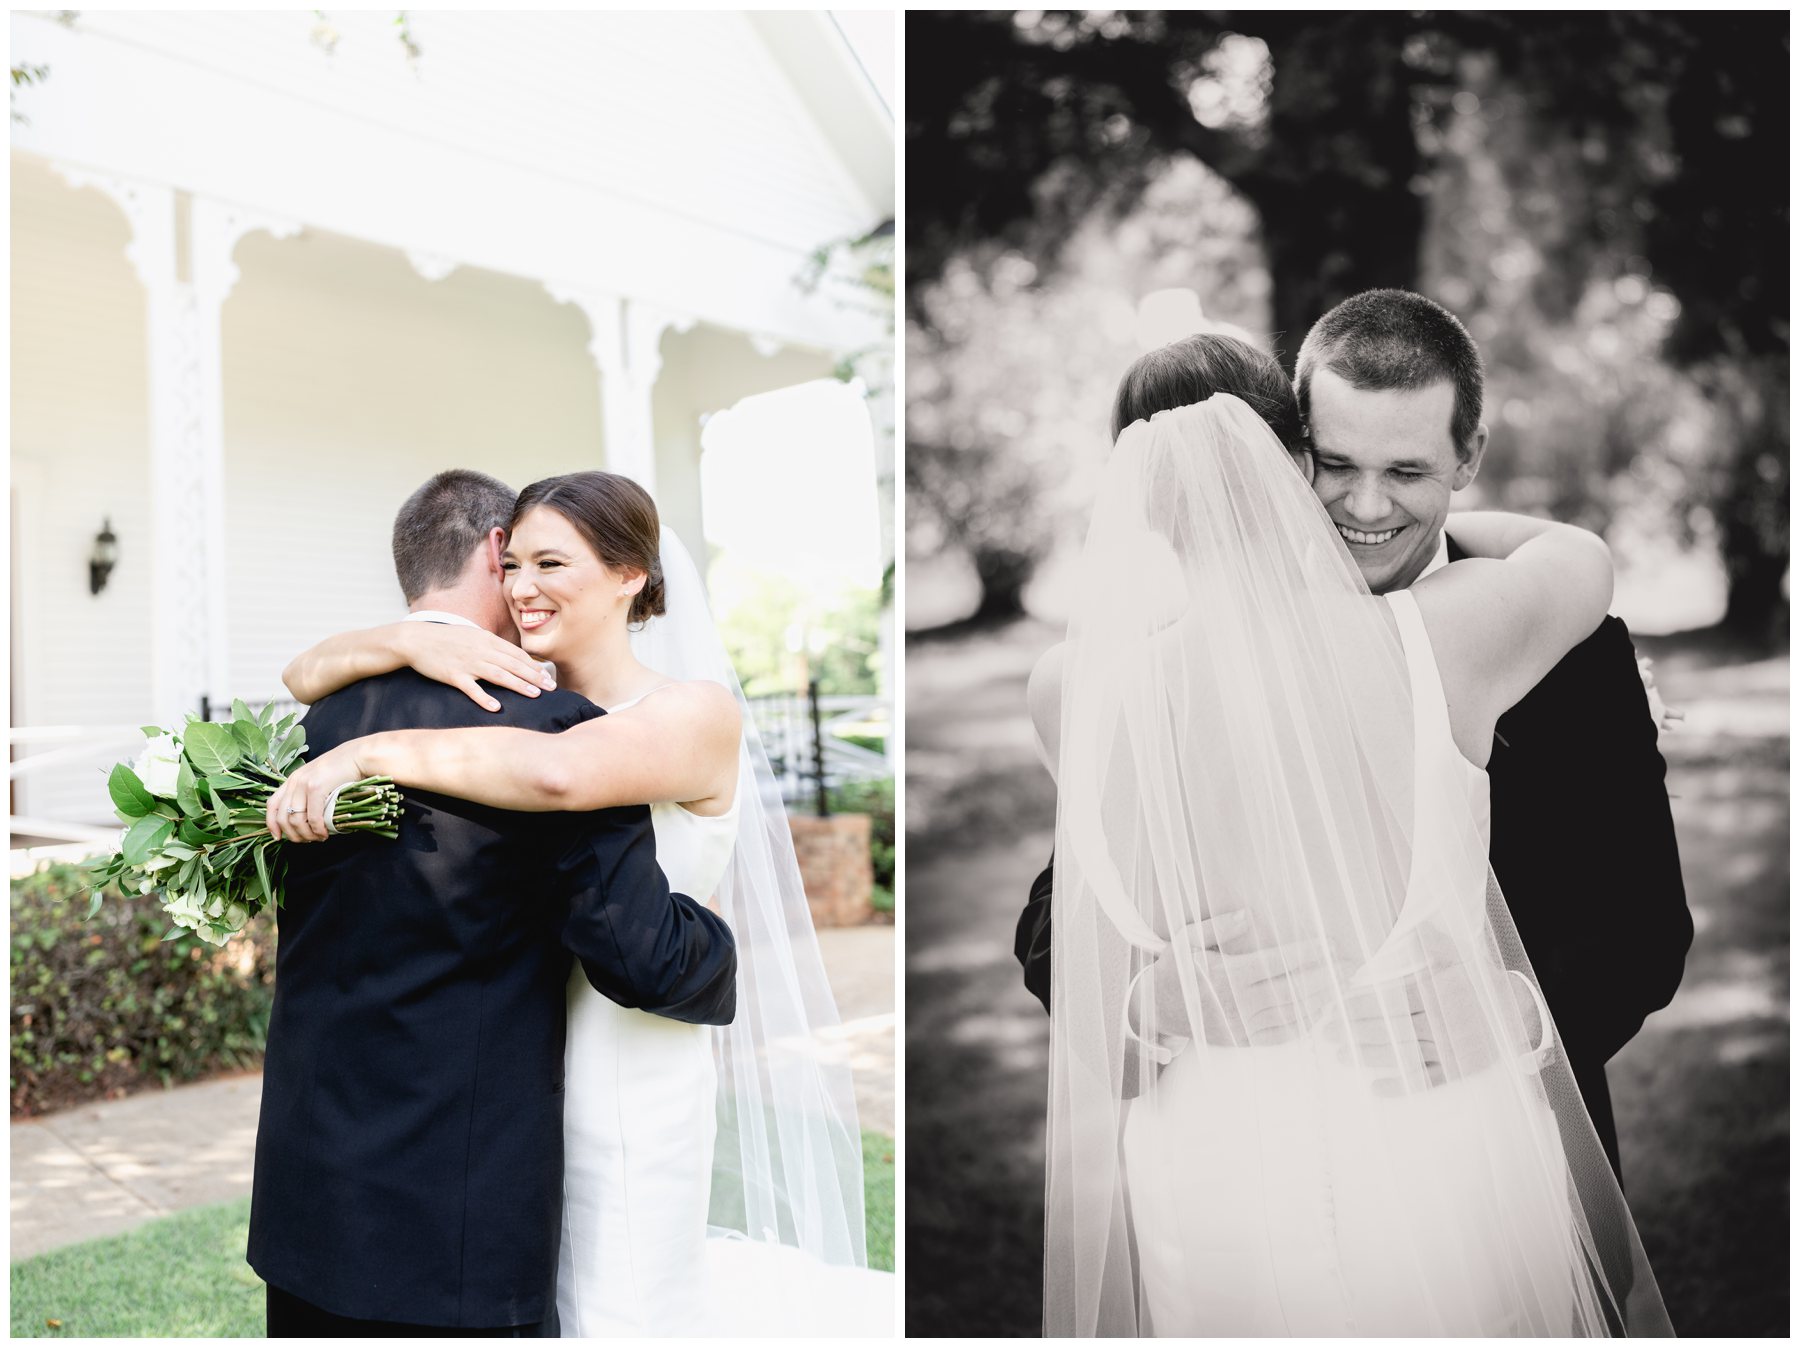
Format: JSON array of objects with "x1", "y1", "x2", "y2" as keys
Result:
[
  {"x1": 629, "y1": 531, "x2": 868, "y2": 1271},
  {"x1": 1045, "y1": 394, "x2": 1670, "y2": 1336}
]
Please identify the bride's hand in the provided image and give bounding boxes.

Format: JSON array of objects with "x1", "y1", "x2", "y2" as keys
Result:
[
  {"x1": 265, "y1": 741, "x2": 372, "y2": 843},
  {"x1": 401, "y1": 623, "x2": 555, "y2": 712}
]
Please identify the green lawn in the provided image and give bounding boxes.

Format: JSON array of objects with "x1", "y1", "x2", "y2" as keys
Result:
[
  {"x1": 11, "y1": 1198, "x2": 264, "y2": 1338},
  {"x1": 863, "y1": 1127, "x2": 896, "y2": 1271},
  {"x1": 11, "y1": 1130, "x2": 897, "y2": 1337}
]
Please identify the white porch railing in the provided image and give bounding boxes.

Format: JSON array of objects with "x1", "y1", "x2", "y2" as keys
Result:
[
  {"x1": 8, "y1": 725, "x2": 141, "y2": 848},
  {"x1": 746, "y1": 689, "x2": 892, "y2": 814}
]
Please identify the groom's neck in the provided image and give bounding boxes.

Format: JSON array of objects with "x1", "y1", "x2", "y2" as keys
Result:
[
  {"x1": 1370, "y1": 527, "x2": 1449, "y2": 595},
  {"x1": 409, "y1": 586, "x2": 511, "y2": 640}
]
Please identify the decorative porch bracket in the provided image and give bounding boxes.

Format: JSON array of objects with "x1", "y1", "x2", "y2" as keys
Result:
[{"x1": 544, "y1": 284, "x2": 695, "y2": 495}]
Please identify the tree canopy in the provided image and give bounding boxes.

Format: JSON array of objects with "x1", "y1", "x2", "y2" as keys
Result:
[{"x1": 908, "y1": 10, "x2": 1787, "y2": 635}]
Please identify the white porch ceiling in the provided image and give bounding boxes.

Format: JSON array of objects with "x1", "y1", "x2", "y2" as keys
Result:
[{"x1": 9, "y1": 9, "x2": 892, "y2": 354}]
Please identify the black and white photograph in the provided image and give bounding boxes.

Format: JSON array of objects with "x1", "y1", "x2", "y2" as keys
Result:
[
  {"x1": 9, "y1": 9, "x2": 896, "y2": 1338},
  {"x1": 906, "y1": 9, "x2": 1787, "y2": 1338}
]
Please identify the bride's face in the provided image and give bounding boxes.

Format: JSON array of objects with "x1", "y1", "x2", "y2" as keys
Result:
[{"x1": 502, "y1": 506, "x2": 642, "y2": 660}]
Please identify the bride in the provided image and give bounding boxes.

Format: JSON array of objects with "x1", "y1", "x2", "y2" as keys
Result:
[
  {"x1": 1034, "y1": 335, "x2": 1671, "y2": 1336},
  {"x1": 266, "y1": 470, "x2": 892, "y2": 1337}
]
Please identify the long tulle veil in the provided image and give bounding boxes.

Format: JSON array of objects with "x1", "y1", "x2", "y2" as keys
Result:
[
  {"x1": 628, "y1": 529, "x2": 868, "y2": 1269},
  {"x1": 1045, "y1": 393, "x2": 1670, "y2": 1336}
]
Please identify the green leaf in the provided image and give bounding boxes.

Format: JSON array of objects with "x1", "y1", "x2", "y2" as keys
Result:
[
  {"x1": 85, "y1": 890, "x2": 104, "y2": 919},
  {"x1": 231, "y1": 717, "x2": 269, "y2": 762},
  {"x1": 107, "y1": 764, "x2": 156, "y2": 819},
  {"x1": 267, "y1": 722, "x2": 303, "y2": 770},
  {"x1": 184, "y1": 721, "x2": 242, "y2": 775},
  {"x1": 177, "y1": 819, "x2": 225, "y2": 849},
  {"x1": 253, "y1": 841, "x2": 274, "y2": 911},
  {"x1": 206, "y1": 771, "x2": 258, "y2": 791},
  {"x1": 207, "y1": 780, "x2": 234, "y2": 835},
  {"x1": 176, "y1": 756, "x2": 203, "y2": 817},
  {"x1": 139, "y1": 724, "x2": 165, "y2": 738},
  {"x1": 160, "y1": 926, "x2": 187, "y2": 943},
  {"x1": 231, "y1": 698, "x2": 253, "y2": 725},
  {"x1": 121, "y1": 815, "x2": 171, "y2": 867}
]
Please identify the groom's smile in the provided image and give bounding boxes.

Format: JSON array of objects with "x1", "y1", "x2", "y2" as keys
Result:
[
  {"x1": 1335, "y1": 523, "x2": 1404, "y2": 547},
  {"x1": 1305, "y1": 370, "x2": 1486, "y2": 594}
]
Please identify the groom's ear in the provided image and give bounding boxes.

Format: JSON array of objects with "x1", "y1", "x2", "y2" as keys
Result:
[
  {"x1": 485, "y1": 527, "x2": 507, "y2": 577},
  {"x1": 1451, "y1": 424, "x2": 1489, "y2": 492}
]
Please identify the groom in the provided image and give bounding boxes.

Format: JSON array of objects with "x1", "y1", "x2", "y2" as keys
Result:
[
  {"x1": 247, "y1": 469, "x2": 738, "y2": 1335},
  {"x1": 1016, "y1": 289, "x2": 1691, "y2": 1179}
]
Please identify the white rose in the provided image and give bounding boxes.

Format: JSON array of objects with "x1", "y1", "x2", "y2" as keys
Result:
[
  {"x1": 132, "y1": 734, "x2": 183, "y2": 798},
  {"x1": 163, "y1": 889, "x2": 207, "y2": 928},
  {"x1": 194, "y1": 924, "x2": 230, "y2": 948}
]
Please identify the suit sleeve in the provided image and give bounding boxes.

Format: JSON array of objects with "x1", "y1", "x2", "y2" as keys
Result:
[
  {"x1": 548, "y1": 808, "x2": 738, "y2": 1026},
  {"x1": 1016, "y1": 853, "x2": 1055, "y2": 1014},
  {"x1": 1533, "y1": 619, "x2": 1692, "y2": 1067}
]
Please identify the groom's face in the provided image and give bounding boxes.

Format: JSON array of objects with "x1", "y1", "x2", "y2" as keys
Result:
[{"x1": 1305, "y1": 369, "x2": 1484, "y2": 594}]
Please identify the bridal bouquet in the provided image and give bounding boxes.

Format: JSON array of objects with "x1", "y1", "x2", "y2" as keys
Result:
[
  {"x1": 86, "y1": 701, "x2": 403, "y2": 946},
  {"x1": 1637, "y1": 654, "x2": 1683, "y2": 738}
]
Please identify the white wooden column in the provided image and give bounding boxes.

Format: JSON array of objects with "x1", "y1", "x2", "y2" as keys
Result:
[
  {"x1": 52, "y1": 167, "x2": 199, "y2": 723},
  {"x1": 546, "y1": 286, "x2": 693, "y2": 494},
  {"x1": 190, "y1": 197, "x2": 302, "y2": 709},
  {"x1": 621, "y1": 300, "x2": 697, "y2": 496},
  {"x1": 50, "y1": 172, "x2": 301, "y2": 721}
]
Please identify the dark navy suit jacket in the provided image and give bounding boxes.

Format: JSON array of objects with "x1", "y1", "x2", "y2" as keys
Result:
[{"x1": 247, "y1": 670, "x2": 736, "y2": 1327}]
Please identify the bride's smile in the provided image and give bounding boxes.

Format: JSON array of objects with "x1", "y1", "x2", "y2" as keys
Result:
[{"x1": 502, "y1": 504, "x2": 645, "y2": 673}]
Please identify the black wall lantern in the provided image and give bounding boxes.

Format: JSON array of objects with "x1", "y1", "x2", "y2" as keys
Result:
[{"x1": 89, "y1": 518, "x2": 118, "y2": 596}]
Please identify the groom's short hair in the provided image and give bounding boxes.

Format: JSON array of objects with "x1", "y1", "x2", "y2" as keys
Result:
[
  {"x1": 392, "y1": 469, "x2": 516, "y2": 603},
  {"x1": 1295, "y1": 290, "x2": 1485, "y2": 460}
]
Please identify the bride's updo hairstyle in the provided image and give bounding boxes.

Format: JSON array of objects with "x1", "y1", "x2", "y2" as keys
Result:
[
  {"x1": 510, "y1": 471, "x2": 666, "y2": 624},
  {"x1": 1109, "y1": 332, "x2": 1304, "y2": 449}
]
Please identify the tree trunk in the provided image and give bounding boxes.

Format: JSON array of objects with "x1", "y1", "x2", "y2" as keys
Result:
[
  {"x1": 1718, "y1": 358, "x2": 1790, "y2": 647},
  {"x1": 1253, "y1": 18, "x2": 1427, "y2": 372},
  {"x1": 969, "y1": 547, "x2": 1035, "y2": 624}
]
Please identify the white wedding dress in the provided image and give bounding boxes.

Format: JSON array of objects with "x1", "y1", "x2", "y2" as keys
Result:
[
  {"x1": 1048, "y1": 394, "x2": 1669, "y2": 1337},
  {"x1": 1120, "y1": 592, "x2": 1575, "y2": 1336},
  {"x1": 556, "y1": 693, "x2": 893, "y2": 1338}
]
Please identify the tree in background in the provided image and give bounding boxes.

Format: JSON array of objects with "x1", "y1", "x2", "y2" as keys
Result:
[
  {"x1": 713, "y1": 561, "x2": 883, "y2": 699},
  {"x1": 909, "y1": 10, "x2": 1786, "y2": 637}
]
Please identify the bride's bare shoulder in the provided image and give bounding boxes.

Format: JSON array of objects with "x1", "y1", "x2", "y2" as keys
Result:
[
  {"x1": 1027, "y1": 642, "x2": 1067, "y2": 768},
  {"x1": 615, "y1": 678, "x2": 741, "y2": 745},
  {"x1": 670, "y1": 678, "x2": 741, "y2": 731}
]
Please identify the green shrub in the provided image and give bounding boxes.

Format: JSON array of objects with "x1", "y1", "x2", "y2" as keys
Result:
[
  {"x1": 834, "y1": 731, "x2": 888, "y2": 756},
  {"x1": 828, "y1": 778, "x2": 894, "y2": 912},
  {"x1": 10, "y1": 862, "x2": 275, "y2": 1118}
]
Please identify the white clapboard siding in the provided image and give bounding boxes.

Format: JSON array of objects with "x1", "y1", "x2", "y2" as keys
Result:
[
  {"x1": 11, "y1": 156, "x2": 157, "y2": 826},
  {"x1": 219, "y1": 225, "x2": 608, "y2": 700}
]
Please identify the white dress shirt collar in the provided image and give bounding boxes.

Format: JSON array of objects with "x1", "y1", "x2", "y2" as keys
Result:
[{"x1": 404, "y1": 609, "x2": 482, "y2": 629}]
